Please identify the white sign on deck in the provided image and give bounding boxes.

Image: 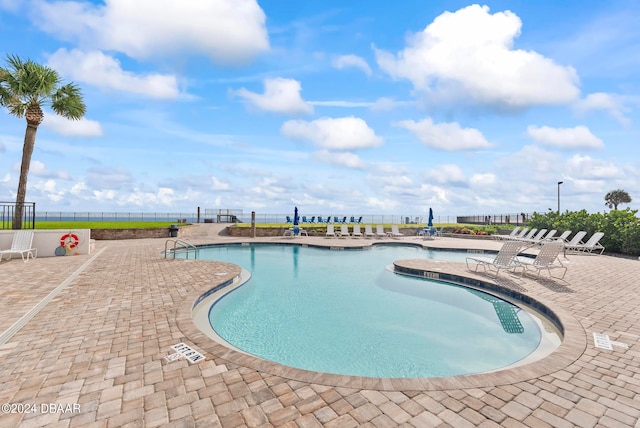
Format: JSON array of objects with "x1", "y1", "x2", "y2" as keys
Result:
[
  {"x1": 171, "y1": 342, "x2": 206, "y2": 363},
  {"x1": 593, "y1": 333, "x2": 613, "y2": 350},
  {"x1": 593, "y1": 333, "x2": 628, "y2": 350}
]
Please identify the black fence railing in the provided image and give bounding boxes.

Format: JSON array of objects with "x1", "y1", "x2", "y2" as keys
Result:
[
  {"x1": 1, "y1": 201, "x2": 36, "y2": 230},
  {"x1": 457, "y1": 212, "x2": 533, "y2": 226},
  {"x1": 36, "y1": 211, "x2": 199, "y2": 223},
  {"x1": 5, "y1": 209, "x2": 534, "y2": 228}
]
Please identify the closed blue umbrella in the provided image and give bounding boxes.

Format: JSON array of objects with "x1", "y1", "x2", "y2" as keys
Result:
[
  {"x1": 428, "y1": 208, "x2": 434, "y2": 227},
  {"x1": 293, "y1": 207, "x2": 300, "y2": 235}
]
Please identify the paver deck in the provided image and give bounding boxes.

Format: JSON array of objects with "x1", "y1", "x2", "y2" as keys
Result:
[{"x1": 1, "y1": 224, "x2": 639, "y2": 427}]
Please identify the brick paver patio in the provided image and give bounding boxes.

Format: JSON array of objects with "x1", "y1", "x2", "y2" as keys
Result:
[{"x1": 0, "y1": 224, "x2": 639, "y2": 427}]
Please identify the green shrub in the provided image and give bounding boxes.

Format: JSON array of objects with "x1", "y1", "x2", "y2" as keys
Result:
[{"x1": 527, "y1": 208, "x2": 640, "y2": 256}]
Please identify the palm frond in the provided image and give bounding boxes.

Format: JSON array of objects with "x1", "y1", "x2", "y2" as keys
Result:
[
  {"x1": 3, "y1": 54, "x2": 61, "y2": 101},
  {"x1": 51, "y1": 83, "x2": 86, "y2": 119},
  {"x1": 1, "y1": 54, "x2": 85, "y2": 120}
]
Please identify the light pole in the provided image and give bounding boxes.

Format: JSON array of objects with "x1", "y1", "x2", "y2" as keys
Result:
[{"x1": 557, "y1": 181, "x2": 563, "y2": 214}]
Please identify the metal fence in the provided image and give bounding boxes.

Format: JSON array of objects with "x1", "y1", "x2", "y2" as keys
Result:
[
  {"x1": 457, "y1": 212, "x2": 534, "y2": 226},
  {"x1": 233, "y1": 213, "x2": 459, "y2": 224},
  {"x1": 24, "y1": 209, "x2": 536, "y2": 226},
  {"x1": 36, "y1": 211, "x2": 200, "y2": 223},
  {"x1": 1, "y1": 201, "x2": 36, "y2": 229},
  {"x1": 31, "y1": 211, "x2": 458, "y2": 225}
]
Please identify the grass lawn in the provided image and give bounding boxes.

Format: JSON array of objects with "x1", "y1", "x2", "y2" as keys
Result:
[{"x1": 35, "y1": 221, "x2": 177, "y2": 229}]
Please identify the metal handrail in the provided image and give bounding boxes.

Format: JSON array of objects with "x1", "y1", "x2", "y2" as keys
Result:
[{"x1": 164, "y1": 239, "x2": 198, "y2": 259}]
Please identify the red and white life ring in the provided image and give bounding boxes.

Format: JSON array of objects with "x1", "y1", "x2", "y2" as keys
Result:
[{"x1": 60, "y1": 233, "x2": 80, "y2": 249}]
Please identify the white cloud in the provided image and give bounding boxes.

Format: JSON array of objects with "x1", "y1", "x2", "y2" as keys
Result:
[
  {"x1": 211, "y1": 176, "x2": 230, "y2": 190},
  {"x1": 70, "y1": 182, "x2": 88, "y2": 195},
  {"x1": 43, "y1": 113, "x2": 104, "y2": 137},
  {"x1": 366, "y1": 197, "x2": 400, "y2": 210},
  {"x1": 573, "y1": 92, "x2": 630, "y2": 126},
  {"x1": 0, "y1": 140, "x2": 5, "y2": 152},
  {"x1": 423, "y1": 164, "x2": 466, "y2": 184},
  {"x1": 28, "y1": 160, "x2": 70, "y2": 179},
  {"x1": 369, "y1": 97, "x2": 414, "y2": 111},
  {"x1": 527, "y1": 125, "x2": 604, "y2": 150},
  {"x1": 314, "y1": 150, "x2": 365, "y2": 169},
  {"x1": 496, "y1": 145, "x2": 559, "y2": 179},
  {"x1": 309, "y1": 100, "x2": 372, "y2": 108},
  {"x1": 395, "y1": 118, "x2": 492, "y2": 151},
  {"x1": 566, "y1": 155, "x2": 620, "y2": 179},
  {"x1": 470, "y1": 173, "x2": 497, "y2": 187},
  {"x1": 374, "y1": 4, "x2": 579, "y2": 109},
  {"x1": 124, "y1": 187, "x2": 200, "y2": 207},
  {"x1": 234, "y1": 78, "x2": 313, "y2": 115},
  {"x1": 32, "y1": 179, "x2": 66, "y2": 202},
  {"x1": 47, "y1": 49, "x2": 181, "y2": 99},
  {"x1": 252, "y1": 176, "x2": 287, "y2": 200},
  {"x1": 93, "y1": 189, "x2": 117, "y2": 201},
  {"x1": 0, "y1": 0, "x2": 19, "y2": 11},
  {"x1": 86, "y1": 167, "x2": 132, "y2": 189},
  {"x1": 422, "y1": 185, "x2": 449, "y2": 204},
  {"x1": 571, "y1": 179, "x2": 606, "y2": 194},
  {"x1": 332, "y1": 54, "x2": 372, "y2": 76},
  {"x1": 33, "y1": 0, "x2": 269, "y2": 64},
  {"x1": 156, "y1": 188, "x2": 177, "y2": 205},
  {"x1": 281, "y1": 116, "x2": 383, "y2": 150}
]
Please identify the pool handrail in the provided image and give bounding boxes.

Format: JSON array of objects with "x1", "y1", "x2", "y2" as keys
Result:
[{"x1": 165, "y1": 238, "x2": 198, "y2": 259}]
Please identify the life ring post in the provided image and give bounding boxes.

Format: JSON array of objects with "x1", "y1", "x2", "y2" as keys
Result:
[{"x1": 60, "y1": 233, "x2": 80, "y2": 249}]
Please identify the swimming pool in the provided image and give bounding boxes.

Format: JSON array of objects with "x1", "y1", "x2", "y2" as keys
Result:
[{"x1": 190, "y1": 244, "x2": 561, "y2": 378}]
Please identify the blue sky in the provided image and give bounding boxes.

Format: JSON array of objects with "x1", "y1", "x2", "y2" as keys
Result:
[{"x1": 1, "y1": 0, "x2": 639, "y2": 218}]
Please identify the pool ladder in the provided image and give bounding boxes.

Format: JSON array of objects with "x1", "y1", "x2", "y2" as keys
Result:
[{"x1": 164, "y1": 238, "x2": 198, "y2": 259}]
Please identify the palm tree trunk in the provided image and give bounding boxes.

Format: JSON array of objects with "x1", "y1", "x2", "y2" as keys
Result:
[{"x1": 12, "y1": 124, "x2": 38, "y2": 230}]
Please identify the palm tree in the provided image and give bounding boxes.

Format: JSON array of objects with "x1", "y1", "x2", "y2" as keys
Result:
[
  {"x1": 604, "y1": 189, "x2": 632, "y2": 210},
  {"x1": 0, "y1": 55, "x2": 86, "y2": 229}
]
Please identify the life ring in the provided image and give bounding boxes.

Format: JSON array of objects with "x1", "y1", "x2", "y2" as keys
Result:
[{"x1": 60, "y1": 233, "x2": 80, "y2": 249}]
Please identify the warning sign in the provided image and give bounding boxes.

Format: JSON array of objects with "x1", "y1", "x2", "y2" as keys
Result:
[
  {"x1": 170, "y1": 343, "x2": 206, "y2": 363},
  {"x1": 593, "y1": 333, "x2": 613, "y2": 350}
]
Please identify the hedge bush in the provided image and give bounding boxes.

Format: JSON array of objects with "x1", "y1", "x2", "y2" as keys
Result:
[{"x1": 527, "y1": 208, "x2": 640, "y2": 256}]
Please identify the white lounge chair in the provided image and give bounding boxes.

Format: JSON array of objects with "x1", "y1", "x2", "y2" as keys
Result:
[
  {"x1": 539, "y1": 229, "x2": 557, "y2": 241},
  {"x1": 351, "y1": 224, "x2": 363, "y2": 238},
  {"x1": 517, "y1": 229, "x2": 547, "y2": 243},
  {"x1": 493, "y1": 226, "x2": 521, "y2": 241},
  {"x1": 337, "y1": 224, "x2": 350, "y2": 238},
  {"x1": 562, "y1": 231, "x2": 587, "y2": 255},
  {"x1": 389, "y1": 225, "x2": 403, "y2": 238},
  {"x1": 466, "y1": 241, "x2": 525, "y2": 277},
  {"x1": 0, "y1": 230, "x2": 37, "y2": 262},
  {"x1": 375, "y1": 225, "x2": 387, "y2": 238},
  {"x1": 363, "y1": 224, "x2": 375, "y2": 238},
  {"x1": 566, "y1": 232, "x2": 605, "y2": 255},
  {"x1": 503, "y1": 227, "x2": 529, "y2": 241},
  {"x1": 325, "y1": 224, "x2": 336, "y2": 237},
  {"x1": 554, "y1": 230, "x2": 572, "y2": 242},
  {"x1": 515, "y1": 240, "x2": 567, "y2": 279},
  {"x1": 512, "y1": 228, "x2": 538, "y2": 241},
  {"x1": 532, "y1": 229, "x2": 560, "y2": 245}
]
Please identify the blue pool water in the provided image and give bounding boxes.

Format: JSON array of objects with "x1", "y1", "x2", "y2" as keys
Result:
[{"x1": 193, "y1": 244, "x2": 545, "y2": 378}]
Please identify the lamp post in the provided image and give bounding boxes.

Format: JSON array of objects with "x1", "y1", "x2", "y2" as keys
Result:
[{"x1": 557, "y1": 181, "x2": 564, "y2": 214}]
